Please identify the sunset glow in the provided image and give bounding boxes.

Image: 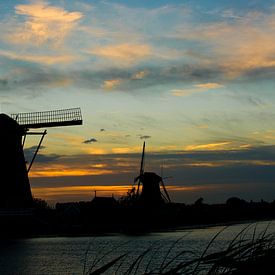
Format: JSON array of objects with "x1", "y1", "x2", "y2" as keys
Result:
[{"x1": 2, "y1": 0, "x2": 275, "y2": 204}]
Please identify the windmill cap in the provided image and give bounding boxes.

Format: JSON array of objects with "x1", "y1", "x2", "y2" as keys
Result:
[
  {"x1": 0, "y1": 113, "x2": 23, "y2": 137},
  {"x1": 142, "y1": 172, "x2": 162, "y2": 181}
]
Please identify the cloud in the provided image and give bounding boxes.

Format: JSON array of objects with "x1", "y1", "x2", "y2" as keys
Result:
[
  {"x1": 24, "y1": 145, "x2": 44, "y2": 162},
  {"x1": 24, "y1": 145, "x2": 61, "y2": 164},
  {"x1": 140, "y1": 135, "x2": 151, "y2": 140},
  {"x1": 25, "y1": 145, "x2": 46, "y2": 151},
  {"x1": 83, "y1": 138, "x2": 98, "y2": 144},
  {"x1": 0, "y1": 78, "x2": 8, "y2": 87},
  {"x1": 197, "y1": 124, "x2": 209, "y2": 129},
  {"x1": 88, "y1": 43, "x2": 152, "y2": 66},
  {"x1": 175, "y1": 11, "x2": 275, "y2": 77},
  {"x1": 3, "y1": 3, "x2": 275, "y2": 95},
  {"x1": 102, "y1": 79, "x2": 122, "y2": 90},
  {"x1": 32, "y1": 185, "x2": 131, "y2": 202},
  {"x1": 131, "y1": 70, "x2": 149, "y2": 80},
  {"x1": 30, "y1": 166, "x2": 111, "y2": 177},
  {"x1": 171, "y1": 88, "x2": 204, "y2": 97},
  {"x1": 185, "y1": 141, "x2": 232, "y2": 151},
  {"x1": 8, "y1": 1, "x2": 83, "y2": 46},
  {"x1": 0, "y1": 49, "x2": 76, "y2": 65},
  {"x1": 28, "y1": 145, "x2": 275, "y2": 203},
  {"x1": 0, "y1": 51, "x2": 228, "y2": 93},
  {"x1": 195, "y1": 83, "x2": 224, "y2": 89},
  {"x1": 171, "y1": 82, "x2": 224, "y2": 96},
  {"x1": 15, "y1": 2, "x2": 82, "y2": 21}
]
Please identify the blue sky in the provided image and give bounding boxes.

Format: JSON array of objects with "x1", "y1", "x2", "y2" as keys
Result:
[{"x1": 1, "y1": 0, "x2": 275, "y2": 204}]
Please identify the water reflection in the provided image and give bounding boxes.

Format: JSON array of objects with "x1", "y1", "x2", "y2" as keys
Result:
[{"x1": 0, "y1": 221, "x2": 274, "y2": 274}]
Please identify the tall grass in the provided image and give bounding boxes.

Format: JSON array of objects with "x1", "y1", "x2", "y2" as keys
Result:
[{"x1": 83, "y1": 223, "x2": 275, "y2": 275}]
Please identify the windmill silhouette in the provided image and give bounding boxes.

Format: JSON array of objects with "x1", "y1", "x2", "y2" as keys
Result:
[
  {"x1": 0, "y1": 108, "x2": 82, "y2": 208},
  {"x1": 134, "y1": 142, "x2": 171, "y2": 205}
]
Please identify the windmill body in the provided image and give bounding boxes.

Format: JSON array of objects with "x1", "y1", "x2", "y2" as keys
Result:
[
  {"x1": 0, "y1": 108, "x2": 82, "y2": 209},
  {"x1": 134, "y1": 142, "x2": 171, "y2": 206},
  {"x1": 0, "y1": 114, "x2": 32, "y2": 207},
  {"x1": 138, "y1": 172, "x2": 164, "y2": 205}
]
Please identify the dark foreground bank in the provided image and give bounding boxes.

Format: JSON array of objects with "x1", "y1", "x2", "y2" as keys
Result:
[{"x1": 1, "y1": 197, "x2": 275, "y2": 237}]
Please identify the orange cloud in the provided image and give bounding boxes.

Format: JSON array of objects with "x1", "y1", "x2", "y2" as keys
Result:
[
  {"x1": 185, "y1": 141, "x2": 232, "y2": 151},
  {"x1": 177, "y1": 12, "x2": 275, "y2": 76},
  {"x1": 32, "y1": 185, "x2": 132, "y2": 200},
  {"x1": 29, "y1": 163, "x2": 113, "y2": 178},
  {"x1": 102, "y1": 79, "x2": 122, "y2": 90},
  {"x1": 0, "y1": 49, "x2": 76, "y2": 65},
  {"x1": 31, "y1": 184, "x2": 236, "y2": 203},
  {"x1": 197, "y1": 124, "x2": 209, "y2": 129},
  {"x1": 86, "y1": 148, "x2": 108, "y2": 155},
  {"x1": 167, "y1": 184, "x2": 235, "y2": 192},
  {"x1": 171, "y1": 82, "x2": 223, "y2": 96},
  {"x1": 185, "y1": 160, "x2": 275, "y2": 167},
  {"x1": 8, "y1": 1, "x2": 82, "y2": 46},
  {"x1": 185, "y1": 162, "x2": 224, "y2": 167},
  {"x1": 194, "y1": 83, "x2": 224, "y2": 89},
  {"x1": 88, "y1": 43, "x2": 152, "y2": 65},
  {"x1": 111, "y1": 146, "x2": 142, "y2": 154},
  {"x1": 131, "y1": 70, "x2": 149, "y2": 80},
  {"x1": 32, "y1": 185, "x2": 202, "y2": 199}
]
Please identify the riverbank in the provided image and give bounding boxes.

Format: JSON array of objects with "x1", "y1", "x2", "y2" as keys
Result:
[{"x1": 1, "y1": 199, "x2": 275, "y2": 238}]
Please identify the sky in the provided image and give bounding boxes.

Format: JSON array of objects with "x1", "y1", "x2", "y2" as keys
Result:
[{"x1": 1, "y1": 0, "x2": 275, "y2": 204}]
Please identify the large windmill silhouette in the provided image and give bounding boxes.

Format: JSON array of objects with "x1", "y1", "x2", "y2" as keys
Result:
[{"x1": 0, "y1": 108, "x2": 82, "y2": 208}]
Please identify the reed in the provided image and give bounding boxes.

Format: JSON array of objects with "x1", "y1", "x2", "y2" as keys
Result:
[{"x1": 84, "y1": 223, "x2": 275, "y2": 275}]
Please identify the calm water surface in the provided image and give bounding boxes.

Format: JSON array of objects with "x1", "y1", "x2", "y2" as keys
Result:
[{"x1": 0, "y1": 221, "x2": 274, "y2": 274}]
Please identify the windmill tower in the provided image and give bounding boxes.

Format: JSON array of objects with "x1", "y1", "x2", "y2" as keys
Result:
[
  {"x1": 134, "y1": 142, "x2": 171, "y2": 205},
  {"x1": 0, "y1": 108, "x2": 82, "y2": 208}
]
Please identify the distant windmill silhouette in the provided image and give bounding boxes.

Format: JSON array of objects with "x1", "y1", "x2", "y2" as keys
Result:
[
  {"x1": 134, "y1": 142, "x2": 171, "y2": 205},
  {"x1": 0, "y1": 108, "x2": 82, "y2": 208}
]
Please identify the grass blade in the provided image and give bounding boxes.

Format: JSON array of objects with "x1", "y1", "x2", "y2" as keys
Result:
[{"x1": 90, "y1": 254, "x2": 127, "y2": 275}]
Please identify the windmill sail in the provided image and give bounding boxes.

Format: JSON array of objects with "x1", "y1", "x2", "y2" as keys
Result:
[
  {"x1": 11, "y1": 107, "x2": 82, "y2": 129},
  {"x1": 136, "y1": 141, "x2": 145, "y2": 195}
]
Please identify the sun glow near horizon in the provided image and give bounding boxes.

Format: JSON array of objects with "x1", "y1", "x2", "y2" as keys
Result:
[{"x1": 2, "y1": 0, "x2": 275, "y2": 203}]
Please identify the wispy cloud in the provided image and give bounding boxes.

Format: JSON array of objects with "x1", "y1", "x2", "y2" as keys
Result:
[
  {"x1": 88, "y1": 43, "x2": 152, "y2": 66},
  {"x1": 171, "y1": 82, "x2": 224, "y2": 96},
  {"x1": 131, "y1": 70, "x2": 149, "y2": 80},
  {"x1": 29, "y1": 145, "x2": 275, "y2": 203},
  {"x1": 102, "y1": 79, "x2": 122, "y2": 90},
  {"x1": 174, "y1": 10, "x2": 275, "y2": 77},
  {"x1": 195, "y1": 83, "x2": 224, "y2": 89},
  {"x1": 30, "y1": 165, "x2": 111, "y2": 177},
  {"x1": 8, "y1": 1, "x2": 83, "y2": 46},
  {"x1": 0, "y1": 49, "x2": 76, "y2": 65},
  {"x1": 185, "y1": 141, "x2": 232, "y2": 151}
]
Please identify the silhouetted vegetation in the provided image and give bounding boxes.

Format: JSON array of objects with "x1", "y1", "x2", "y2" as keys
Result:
[
  {"x1": 84, "y1": 223, "x2": 275, "y2": 274},
  {"x1": 2, "y1": 195, "x2": 275, "y2": 236},
  {"x1": 32, "y1": 198, "x2": 51, "y2": 210}
]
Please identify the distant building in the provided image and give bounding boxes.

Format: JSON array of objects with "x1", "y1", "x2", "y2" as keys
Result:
[{"x1": 91, "y1": 196, "x2": 118, "y2": 209}]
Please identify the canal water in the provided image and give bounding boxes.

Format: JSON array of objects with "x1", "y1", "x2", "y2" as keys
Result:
[{"x1": 0, "y1": 220, "x2": 274, "y2": 274}]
